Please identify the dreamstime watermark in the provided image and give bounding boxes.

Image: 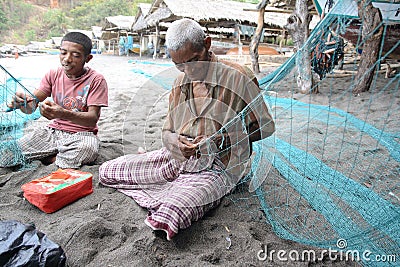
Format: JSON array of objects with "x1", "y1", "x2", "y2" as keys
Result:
[{"x1": 257, "y1": 239, "x2": 397, "y2": 263}]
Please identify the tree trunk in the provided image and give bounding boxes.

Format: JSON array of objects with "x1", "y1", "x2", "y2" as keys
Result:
[
  {"x1": 284, "y1": 0, "x2": 315, "y2": 94},
  {"x1": 353, "y1": 0, "x2": 383, "y2": 95},
  {"x1": 249, "y1": 0, "x2": 268, "y2": 74}
]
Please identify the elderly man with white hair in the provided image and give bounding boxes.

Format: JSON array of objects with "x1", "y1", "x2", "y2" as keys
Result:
[{"x1": 99, "y1": 18, "x2": 275, "y2": 240}]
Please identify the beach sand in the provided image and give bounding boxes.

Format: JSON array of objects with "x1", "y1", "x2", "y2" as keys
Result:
[{"x1": 1, "y1": 53, "x2": 397, "y2": 266}]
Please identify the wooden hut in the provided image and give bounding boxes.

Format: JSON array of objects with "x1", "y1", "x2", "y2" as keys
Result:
[
  {"x1": 313, "y1": 0, "x2": 400, "y2": 58},
  {"x1": 102, "y1": 15, "x2": 136, "y2": 55},
  {"x1": 130, "y1": 0, "x2": 320, "y2": 57},
  {"x1": 132, "y1": 3, "x2": 152, "y2": 56}
]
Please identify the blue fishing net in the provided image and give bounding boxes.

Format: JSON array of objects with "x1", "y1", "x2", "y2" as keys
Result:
[
  {"x1": 0, "y1": 65, "x2": 41, "y2": 167},
  {"x1": 125, "y1": 2, "x2": 399, "y2": 264},
  {"x1": 251, "y1": 2, "x2": 400, "y2": 265}
]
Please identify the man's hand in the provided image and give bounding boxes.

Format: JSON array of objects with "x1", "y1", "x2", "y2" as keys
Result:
[
  {"x1": 178, "y1": 135, "x2": 198, "y2": 158},
  {"x1": 39, "y1": 100, "x2": 65, "y2": 120},
  {"x1": 7, "y1": 91, "x2": 37, "y2": 114},
  {"x1": 163, "y1": 131, "x2": 208, "y2": 161}
]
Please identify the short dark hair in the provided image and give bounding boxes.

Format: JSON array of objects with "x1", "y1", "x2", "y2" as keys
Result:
[{"x1": 62, "y1": 32, "x2": 92, "y2": 56}]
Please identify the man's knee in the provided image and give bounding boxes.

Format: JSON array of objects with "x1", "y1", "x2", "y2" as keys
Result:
[
  {"x1": 78, "y1": 141, "x2": 100, "y2": 164},
  {"x1": 98, "y1": 161, "x2": 114, "y2": 185}
]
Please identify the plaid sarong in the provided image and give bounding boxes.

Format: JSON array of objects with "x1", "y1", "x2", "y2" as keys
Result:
[{"x1": 99, "y1": 147, "x2": 229, "y2": 240}]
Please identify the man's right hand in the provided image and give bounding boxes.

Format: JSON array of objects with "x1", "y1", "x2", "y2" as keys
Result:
[
  {"x1": 162, "y1": 132, "x2": 202, "y2": 161},
  {"x1": 8, "y1": 91, "x2": 37, "y2": 114},
  {"x1": 177, "y1": 135, "x2": 199, "y2": 159}
]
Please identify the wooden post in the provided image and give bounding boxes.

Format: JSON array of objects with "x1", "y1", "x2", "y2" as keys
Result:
[
  {"x1": 154, "y1": 23, "x2": 159, "y2": 59},
  {"x1": 284, "y1": 0, "x2": 315, "y2": 94},
  {"x1": 353, "y1": 0, "x2": 383, "y2": 95},
  {"x1": 126, "y1": 31, "x2": 129, "y2": 57},
  {"x1": 249, "y1": 0, "x2": 268, "y2": 74},
  {"x1": 139, "y1": 33, "x2": 143, "y2": 58}
]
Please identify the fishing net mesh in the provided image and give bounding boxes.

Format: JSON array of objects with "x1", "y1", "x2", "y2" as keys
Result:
[
  {"x1": 1, "y1": 1, "x2": 399, "y2": 265},
  {"x1": 232, "y1": 1, "x2": 399, "y2": 265},
  {"x1": 0, "y1": 65, "x2": 40, "y2": 168},
  {"x1": 128, "y1": 2, "x2": 399, "y2": 264}
]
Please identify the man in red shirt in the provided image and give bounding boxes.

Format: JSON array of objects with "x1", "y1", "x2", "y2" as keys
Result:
[{"x1": 1, "y1": 32, "x2": 108, "y2": 169}]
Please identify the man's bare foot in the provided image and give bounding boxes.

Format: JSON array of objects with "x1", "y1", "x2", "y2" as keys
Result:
[{"x1": 138, "y1": 147, "x2": 146, "y2": 154}]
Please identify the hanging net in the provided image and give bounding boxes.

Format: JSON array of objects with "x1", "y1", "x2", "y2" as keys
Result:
[
  {"x1": 128, "y1": 1, "x2": 399, "y2": 265},
  {"x1": 0, "y1": 65, "x2": 41, "y2": 168},
  {"x1": 242, "y1": 1, "x2": 399, "y2": 265}
]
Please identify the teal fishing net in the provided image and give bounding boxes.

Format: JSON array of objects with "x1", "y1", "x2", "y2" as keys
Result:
[
  {"x1": 245, "y1": 1, "x2": 399, "y2": 265},
  {"x1": 0, "y1": 65, "x2": 41, "y2": 167},
  {"x1": 130, "y1": 1, "x2": 399, "y2": 265}
]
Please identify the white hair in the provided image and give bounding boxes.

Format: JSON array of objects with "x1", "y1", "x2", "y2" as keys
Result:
[{"x1": 166, "y1": 18, "x2": 206, "y2": 52}]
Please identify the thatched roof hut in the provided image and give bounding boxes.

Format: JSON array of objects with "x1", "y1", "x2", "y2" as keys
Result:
[
  {"x1": 100, "y1": 15, "x2": 137, "y2": 54},
  {"x1": 104, "y1": 15, "x2": 136, "y2": 31},
  {"x1": 102, "y1": 15, "x2": 136, "y2": 40},
  {"x1": 132, "y1": 3, "x2": 152, "y2": 32},
  {"x1": 132, "y1": 0, "x2": 320, "y2": 33},
  {"x1": 130, "y1": 0, "x2": 321, "y2": 58}
]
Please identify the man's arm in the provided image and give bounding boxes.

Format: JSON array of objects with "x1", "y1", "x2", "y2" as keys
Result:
[
  {"x1": 11, "y1": 88, "x2": 101, "y2": 127},
  {"x1": 39, "y1": 101, "x2": 101, "y2": 128},
  {"x1": 247, "y1": 76, "x2": 275, "y2": 143},
  {"x1": 247, "y1": 105, "x2": 275, "y2": 144}
]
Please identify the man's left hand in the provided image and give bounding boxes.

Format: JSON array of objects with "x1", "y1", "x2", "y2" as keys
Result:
[{"x1": 39, "y1": 100, "x2": 65, "y2": 120}]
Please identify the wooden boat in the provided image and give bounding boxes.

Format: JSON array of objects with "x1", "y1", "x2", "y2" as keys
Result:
[
  {"x1": 225, "y1": 45, "x2": 280, "y2": 55},
  {"x1": 343, "y1": 24, "x2": 400, "y2": 58},
  {"x1": 313, "y1": 0, "x2": 400, "y2": 59}
]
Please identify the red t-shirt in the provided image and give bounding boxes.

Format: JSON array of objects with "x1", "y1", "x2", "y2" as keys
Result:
[{"x1": 38, "y1": 67, "x2": 108, "y2": 134}]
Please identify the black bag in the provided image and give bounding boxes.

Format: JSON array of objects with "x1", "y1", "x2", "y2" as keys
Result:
[{"x1": 0, "y1": 220, "x2": 66, "y2": 267}]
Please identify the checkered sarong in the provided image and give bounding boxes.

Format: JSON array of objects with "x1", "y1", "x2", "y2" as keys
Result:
[{"x1": 99, "y1": 147, "x2": 230, "y2": 240}]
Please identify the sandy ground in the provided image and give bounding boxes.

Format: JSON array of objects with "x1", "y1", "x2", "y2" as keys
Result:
[{"x1": 1, "y1": 52, "x2": 398, "y2": 266}]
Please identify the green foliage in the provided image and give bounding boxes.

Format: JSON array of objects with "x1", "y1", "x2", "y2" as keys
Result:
[
  {"x1": 71, "y1": 0, "x2": 136, "y2": 29},
  {"x1": 11, "y1": 30, "x2": 25, "y2": 44},
  {"x1": 24, "y1": 29, "x2": 36, "y2": 42},
  {"x1": 0, "y1": 0, "x2": 150, "y2": 44},
  {"x1": 0, "y1": 0, "x2": 38, "y2": 43},
  {"x1": 43, "y1": 9, "x2": 70, "y2": 37},
  {"x1": 0, "y1": 0, "x2": 34, "y2": 29},
  {"x1": 0, "y1": 6, "x2": 8, "y2": 31}
]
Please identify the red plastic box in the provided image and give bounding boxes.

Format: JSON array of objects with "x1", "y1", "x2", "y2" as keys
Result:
[{"x1": 21, "y1": 169, "x2": 93, "y2": 213}]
